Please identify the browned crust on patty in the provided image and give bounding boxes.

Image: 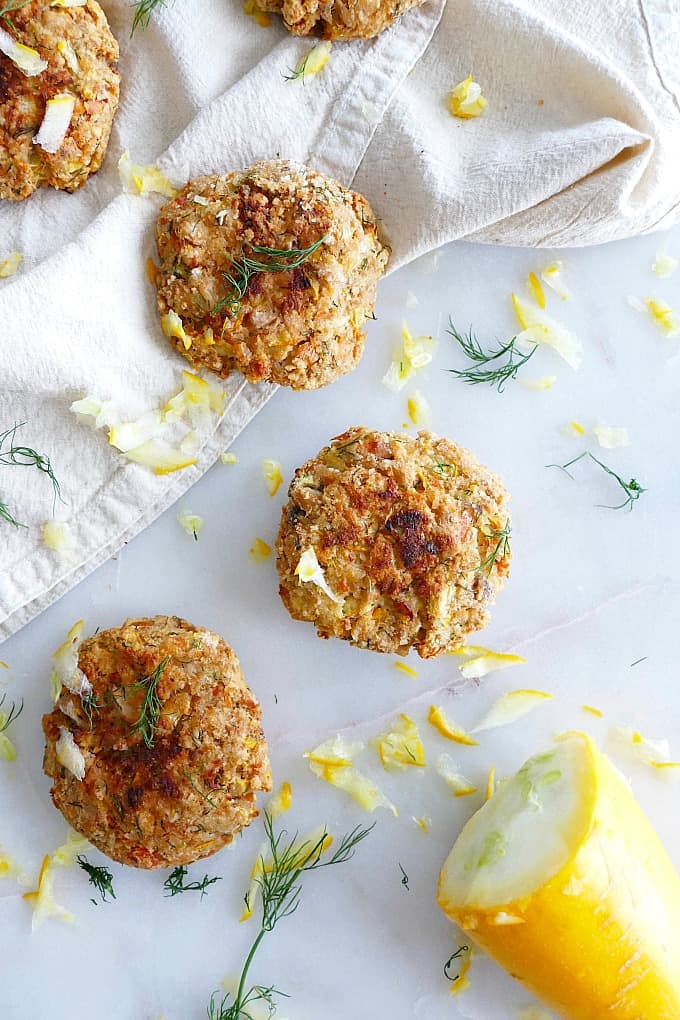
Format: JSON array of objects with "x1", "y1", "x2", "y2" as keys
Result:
[
  {"x1": 276, "y1": 427, "x2": 511, "y2": 658},
  {"x1": 42, "y1": 616, "x2": 271, "y2": 869},
  {"x1": 154, "y1": 159, "x2": 389, "y2": 390},
  {"x1": 253, "y1": 0, "x2": 426, "y2": 38},
  {"x1": 0, "y1": 0, "x2": 119, "y2": 200}
]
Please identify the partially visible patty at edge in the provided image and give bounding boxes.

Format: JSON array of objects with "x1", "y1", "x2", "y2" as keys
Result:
[
  {"x1": 253, "y1": 0, "x2": 427, "y2": 39},
  {"x1": 0, "y1": 0, "x2": 119, "y2": 200}
]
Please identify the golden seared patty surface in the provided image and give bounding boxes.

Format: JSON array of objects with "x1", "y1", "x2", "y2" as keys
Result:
[
  {"x1": 276, "y1": 428, "x2": 511, "y2": 658},
  {"x1": 0, "y1": 0, "x2": 119, "y2": 200},
  {"x1": 42, "y1": 616, "x2": 271, "y2": 869},
  {"x1": 154, "y1": 159, "x2": 389, "y2": 390},
  {"x1": 253, "y1": 0, "x2": 426, "y2": 38}
]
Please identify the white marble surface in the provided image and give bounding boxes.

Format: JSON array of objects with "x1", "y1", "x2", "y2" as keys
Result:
[{"x1": 1, "y1": 226, "x2": 679, "y2": 1020}]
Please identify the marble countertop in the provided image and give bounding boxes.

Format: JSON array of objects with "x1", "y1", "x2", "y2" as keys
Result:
[{"x1": 1, "y1": 225, "x2": 679, "y2": 1020}]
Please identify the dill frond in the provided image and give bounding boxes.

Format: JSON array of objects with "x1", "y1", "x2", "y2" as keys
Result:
[
  {"x1": 0, "y1": 422, "x2": 62, "y2": 520},
  {"x1": 478, "y1": 519, "x2": 511, "y2": 574},
  {"x1": 206, "y1": 813, "x2": 373, "y2": 1019},
  {"x1": 212, "y1": 236, "x2": 327, "y2": 319},
  {"x1": 131, "y1": 0, "x2": 167, "y2": 34},
  {"x1": 0, "y1": 0, "x2": 29, "y2": 30},
  {"x1": 129, "y1": 656, "x2": 169, "y2": 748},
  {"x1": 444, "y1": 944, "x2": 470, "y2": 982},
  {"x1": 0, "y1": 693, "x2": 23, "y2": 733},
  {"x1": 447, "y1": 321, "x2": 537, "y2": 392},
  {"x1": 0, "y1": 498, "x2": 25, "y2": 529},
  {"x1": 77, "y1": 855, "x2": 116, "y2": 903},
  {"x1": 282, "y1": 53, "x2": 310, "y2": 83},
  {"x1": 548, "y1": 451, "x2": 646, "y2": 511},
  {"x1": 164, "y1": 865, "x2": 222, "y2": 899}
]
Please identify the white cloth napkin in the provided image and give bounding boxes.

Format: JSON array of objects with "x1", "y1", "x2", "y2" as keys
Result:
[{"x1": 1, "y1": 0, "x2": 679, "y2": 639}]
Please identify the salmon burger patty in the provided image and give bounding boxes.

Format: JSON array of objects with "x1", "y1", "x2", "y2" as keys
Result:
[
  {"x1": 253, "y1": 0, "x2": 427, "y2": 39},
  {"x1": 43, "y1": 615, "x2": 272, "y2": 869},
  {"x1": 276, "y1": 427, "x2": 511, "y2": 658},
  {"x1": 0, "y1": 0, "x2": 119, "y2": 200},
  {"x1": 154, "y1": 159, "x2": 389, "y2": 390}
]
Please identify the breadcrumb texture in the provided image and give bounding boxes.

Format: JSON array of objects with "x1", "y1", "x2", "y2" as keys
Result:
[
  {"x1": 154, "y1": 159, "x2": 389, "y2": 390},
  {"x1": 0, "y1": 0, "x2": 119, "y2": 200},
  {"x1": 42, "y1": 616, "x2": 272, "y2": 869},
  {"x1": 276, "y1": 428, "x2": 511, "y2": 658},
  {"x1": 253, "y1": 0, "x2": 426, "y2": 39}
]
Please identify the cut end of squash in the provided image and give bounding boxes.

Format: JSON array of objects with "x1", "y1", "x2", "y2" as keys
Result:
[{"x1": 438, "y1": 732, "x2": 680, "y2": 1019}]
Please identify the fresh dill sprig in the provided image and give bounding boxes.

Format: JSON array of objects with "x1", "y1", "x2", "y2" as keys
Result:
[
  {"x1": 360, "y1": 209, "x2": 381, "y2": 229},
  {"x1": 0, "y1": 498, "x2": 25, "y2": 529},
  {"x1": 81, "y1": 689, "x2": 101, "y2": 729},
  {"x1": 164, "y1": 865, "x2": 222, "y2": 899},
  {"x1": 208, "y1": 984, "x2": 283, "y2": 1020},
  {"x1": 130, "y1": 656, "x2": 169, "y2": 748},
  {"x1": 0, "y1": 693, "x2": 23, "y2": 734},
  {"x1": 444, "y1": 944, "x2": 470, "y2": 982},
  {"x1": 447, "y1": 321, "x2": 537, "y2": 392},
  {"x1": 0, "y1": 423, "x2": 62, "y2": 524},
  {"x1": 333, "y1": 435, "x2": 362, "y2": 456},
  {"x1": 184, "y1": 769, "x2": 218, "y2": 809},
  {"x1": 131, "y1": 0, "x2": 166, "y2": 34},
  {"x1": 212, "y1": 237, "x2": 327, "y2": 320},
  {"x1": 398, "y1": 863, "x2": 410, "y2": 890},
  {"x1": 478, "y1": 519, "x2": 511, "y2": 574},
  {"x1": 0, "y1": 0, "x2": 29, "y2": 30},
  {"x1": 206, "y1": 813, "x2": 374, "y2": 1020},
  {"x1": 282, "y1": 53, "x2": 310, "y2": 84},
  {"x1": 77, "y1": 855, "x2": 116, "y2": 903},
  {"x1": 0, "y1": 693, "x2": 23, "y2": 760},
  {"x1": 548, "y1": 451, "x2": 646, "y2": 511},
  {"x1": 0, "y1": 0, "x2": 26, "y2": 15}
]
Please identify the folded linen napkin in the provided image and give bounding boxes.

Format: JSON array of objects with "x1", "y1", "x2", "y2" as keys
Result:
[{"x1": 1, "y1": 0, "x2": 678, "y2": 639}]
